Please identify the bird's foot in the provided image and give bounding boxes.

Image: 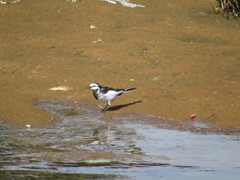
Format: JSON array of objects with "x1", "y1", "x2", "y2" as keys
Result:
[
  {"x1": 100, "y1": 109, "x2": 106, "y2": 113},
  {"x1": 101, "y1": 104, "x2": 110, "y2": 112}
]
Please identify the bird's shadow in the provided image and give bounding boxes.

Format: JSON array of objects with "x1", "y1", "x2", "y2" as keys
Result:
[{"x1": 106, "y1": 100, "x2": 143, "y2": 112}]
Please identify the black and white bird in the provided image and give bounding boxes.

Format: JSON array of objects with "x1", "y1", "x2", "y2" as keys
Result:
[{"x1": 89, "y1": 83, "x2": 136, "y2": 112}]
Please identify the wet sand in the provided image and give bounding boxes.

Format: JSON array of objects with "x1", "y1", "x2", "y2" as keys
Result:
[{"x1": 0, "y1": 0, "x2": 240, "y2": 128}]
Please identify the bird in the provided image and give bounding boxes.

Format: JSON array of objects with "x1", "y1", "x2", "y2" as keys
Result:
[{"x1": 89, "y1": 83, "x2": 136, "y2": 112}]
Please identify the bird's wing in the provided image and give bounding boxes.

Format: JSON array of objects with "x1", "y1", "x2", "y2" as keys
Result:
[
  {"x1": 100, "y1": 87, "x2": 112, "y2": 94},
  {"x1": 101, "y1": 87, "x2": 124, "y2": 95}
]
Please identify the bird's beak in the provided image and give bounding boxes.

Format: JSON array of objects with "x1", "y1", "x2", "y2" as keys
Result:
[{"x1": 86, "y1": 85, "x2": 91, "y2": 89}]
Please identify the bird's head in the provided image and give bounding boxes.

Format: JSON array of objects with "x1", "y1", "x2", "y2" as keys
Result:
[{"x1": 89, "y1": 83, "x2": 101, "y2": 90}]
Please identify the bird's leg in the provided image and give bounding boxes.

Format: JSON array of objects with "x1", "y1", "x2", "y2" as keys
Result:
[
  {"x1": 101, "y1": 104, "x2": 110, "y2": 112},
  {"x1": 101, "y1": 101, "x2": 111, "y2": 112}
]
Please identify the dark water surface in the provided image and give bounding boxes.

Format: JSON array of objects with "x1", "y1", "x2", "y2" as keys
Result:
[{"x1": 1, "y1": 99, "x2": 240, "y2": 179}]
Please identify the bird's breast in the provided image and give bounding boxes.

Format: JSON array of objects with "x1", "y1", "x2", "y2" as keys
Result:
[{"x1": 92, "y1": 90, "x2": 99, "y2": 100}]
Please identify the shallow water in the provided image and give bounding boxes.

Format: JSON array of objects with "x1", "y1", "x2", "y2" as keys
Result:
[{"x1": 1, "y1": 99, "x2": 240, "y2": 179}]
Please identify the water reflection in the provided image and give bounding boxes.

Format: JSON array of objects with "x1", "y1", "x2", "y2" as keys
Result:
[{"x1": 0, "y1": 99, "x2": 240, "y2": 180}]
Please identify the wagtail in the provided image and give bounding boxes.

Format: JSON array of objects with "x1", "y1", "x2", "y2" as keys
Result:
[{"x1": 89, "y1": 83, "x2": 136, "y2": 112}]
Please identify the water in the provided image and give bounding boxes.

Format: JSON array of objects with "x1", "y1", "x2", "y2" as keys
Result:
[{"x1": 0, "y1": 99, "x2": 240, "y2": 179}]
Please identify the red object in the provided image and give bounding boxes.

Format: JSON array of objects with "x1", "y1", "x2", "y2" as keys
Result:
[{"x1": 189, "y1": 114, "x2": 196, "y2": 119}]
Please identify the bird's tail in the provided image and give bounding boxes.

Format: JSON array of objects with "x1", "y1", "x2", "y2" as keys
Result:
[{"x1": 124, "y1": 88, "x2": 136, "y2": 93}]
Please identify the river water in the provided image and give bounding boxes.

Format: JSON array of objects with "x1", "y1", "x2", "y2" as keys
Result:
[{"x1": 1, "y1": 99, "x2": 240, "y2": 179}]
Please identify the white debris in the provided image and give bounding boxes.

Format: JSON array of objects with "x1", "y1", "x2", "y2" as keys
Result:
[
  {"x1": 0, "y1": 0, "x2": 21, "y2": 4},
  {"x1": 90, "y1": 25, "x2": 97, "y2": 29},
  {"x1": 0, "y1": 0, "x2": 7, "y2": 4},
  {"x1": 102, "y1": 0, "x2": 116, "y2": 4},
  {"x1": 93, "y1": 39, "x2": 103, "y2": 43},
  {"x1": 26, "y1": 124, "x2": 31, "y2": 128},
  {"x1": 101, "y1": 0, "x2": 145, "y2": 8},
  {"x1": 91, "y1": 141, "x2": 99, "y2": 145},
  {"x1": 65, "y1": 0, "x2": 81, "y2": 2},
  {"x1": 49, "y1": 86, "x2": 73, "y2": 91}
]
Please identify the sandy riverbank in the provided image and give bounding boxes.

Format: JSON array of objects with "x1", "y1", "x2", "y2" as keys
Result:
[{"x1": 0, "y1": 0, "x2": 239, "y2": 128}]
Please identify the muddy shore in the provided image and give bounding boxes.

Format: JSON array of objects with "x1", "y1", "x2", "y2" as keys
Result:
[{"x1": 0, "y1": 0, "x2": 240, "y2": 128}]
